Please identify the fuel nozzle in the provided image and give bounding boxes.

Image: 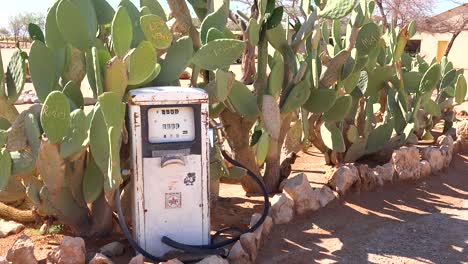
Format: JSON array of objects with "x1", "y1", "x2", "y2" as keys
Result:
[{"x1": 209, "y1": 119, "x2": 225, "y2": 147}]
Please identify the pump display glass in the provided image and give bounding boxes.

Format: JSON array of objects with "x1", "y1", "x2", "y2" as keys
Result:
[{"x1": 147, "y1": 106, "x2": 196, "y2": 143}]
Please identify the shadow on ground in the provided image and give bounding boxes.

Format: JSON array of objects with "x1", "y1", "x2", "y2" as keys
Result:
[{"x1": 256, "y1": 153, "x2": 468, "y2": 264}]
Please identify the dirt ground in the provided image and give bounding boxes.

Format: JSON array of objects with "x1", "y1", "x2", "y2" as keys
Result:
[
  {"x1": 0, "y1": 48, "x2": 467, "y2": 263},
  {"x1": 256, "y1": 151, "x2": 468, "y2": 264}
]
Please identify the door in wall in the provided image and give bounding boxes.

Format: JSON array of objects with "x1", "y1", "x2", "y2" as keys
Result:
[{"x1": 437, "y1": 41, "x2": 448, "y2": 61}]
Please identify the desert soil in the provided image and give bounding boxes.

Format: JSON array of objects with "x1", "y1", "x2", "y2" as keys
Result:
[
  {"x1": 256, "y1": 151, "x2": 468, "y2": 264},
  {"x1": 0, "y1": 48, "x2": 467, "y2": 263}
]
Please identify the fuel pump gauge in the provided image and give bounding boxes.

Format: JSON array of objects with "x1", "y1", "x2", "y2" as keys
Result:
[{"x1": 148, "y1": 107, "x2": 196, "y2": 143}]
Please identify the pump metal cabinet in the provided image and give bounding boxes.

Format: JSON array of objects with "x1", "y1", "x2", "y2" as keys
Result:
[{"x1": 128, "y1": 87, "x2": 210, "y2": 257}]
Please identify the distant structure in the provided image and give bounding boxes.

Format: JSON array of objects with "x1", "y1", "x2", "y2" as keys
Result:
[{"x1": 410, "y1": 4, "x2": 468, "y2": 74}]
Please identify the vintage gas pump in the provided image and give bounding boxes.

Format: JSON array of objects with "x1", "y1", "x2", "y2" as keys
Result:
[
  {"x1": 117, "y1": 86, "x2": 269, "y2": 261},
  {"x1": 127, "y1": 87, "x2": 210, "y2": 257}
]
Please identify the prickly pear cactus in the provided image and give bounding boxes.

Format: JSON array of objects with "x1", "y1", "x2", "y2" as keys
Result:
[{"x1": 0, "y1": 0, "x2": 466, "y2": 233}]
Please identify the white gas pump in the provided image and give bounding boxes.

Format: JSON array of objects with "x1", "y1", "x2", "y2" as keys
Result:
[{"x1": 127, "y1": 87, "x2": 210, "y2": 257}]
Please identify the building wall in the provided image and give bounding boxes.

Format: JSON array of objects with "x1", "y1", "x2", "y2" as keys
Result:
[{"x1": 413, "y1": 31, "x2": 468, "y2": 75}]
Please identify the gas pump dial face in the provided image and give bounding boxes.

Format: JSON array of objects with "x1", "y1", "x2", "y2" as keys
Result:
[{"x1": 148, "y1": 107, "x2": 196, "y2": 143}]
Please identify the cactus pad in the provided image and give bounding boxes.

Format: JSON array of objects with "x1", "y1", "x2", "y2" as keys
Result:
[
  {"x1": 92, "y1": 0, "x2": 115, "y2": 25},
  {"x1": 320, "y1": 122, "x2": 345, "y2": 152},
  {"x1": 82, "y1": 154, "x2": 104, "y2": 203},
  {"x1": 89, "y1": 105, "x2": 109, "y2": 175},
  {"x1": 56, "y1": 0, "x2": 97, "y2": 50},
  {"x1": 104, "y1": 57, "x2": 128, "y2": 100},
  {"x1": 140, "y1": 14, "x2": 172, "y2": 49},
  {"x1": 155, "y1": 37, "x2": 193, "y2": 85},
  {"x1": 28, "y1": 23, "x2": 45, "y2": 43},
  {"x1": 60, "y1": 109, "x2": 89, "y2": 158},
  {"x1": 112, "y1": 6, "x2": 133, "y2": 57},
  {"x1": 323, "y1": 95, "x2": 352, "y2": 121},
  {"x1": 98, "y1": 92, "x2": 125, "y2": 193},
  {"x1": 303, "y1": 88, "x2": 337, "y2": 113},
  {"x1": 200, "y1": 4, "x2": 227, "y2": 44},
  {"x1": 366, "y1": 120, "x2": 394, "y2": 153},
  {"x1": 0, "y1": 148, "x2": 12, "y2": 191},
  {"x1": 140, "y1": 0, "x2": 167, "y2": 20},
  {"x1": 423, "y1": 99, "x2": 441, "y2": 116},
  {"x1": 45, "y1": 1, "x2": 66, "y2": 49},
  {"x1": 455, "y1": 75, "x2": 467, "y2": 104},
  {"x1": 62, "y1": 81, "x2": 84, "y2": 110},
  {"x1": 29, "y1": 41, "x2": 63, "y2": 102},
  {"x1": 24, "y1": 113, "x2": 41, "y2": 156},
  {"x1": 247, "y1": 19, "x2": 260, "y2": 45},
  {"x1": 214, "y1": 70, "x2": 235, "y2": 102},
  {"x1": 125, "y1": 41, "x2": 157, "y2": 86},
  {"x1": 226, "y1": 81, "x2": 260, "y2": 118},
  {"x1": 281, "y1": 80, "x2": 311, "y2": 113},
  {"x1": 191, "y1": 39, "x2": 245, "y2": 71},
  {"x1": 40, "y1": 91, "x2": 71, "y2": 144},
  {"x1": 319, "y1": 0, "x2": 355, "y2": 19},
  {"x1": 255, "y1": 131, "x2": 270, "y2": 166},
  {"x1": 5, "y1": 49, "x2": 26, "y2": 103},
  {"x1": 419, "y1": 63, "x2": 441, "y2": 94},
  {"x1": 356, "y1": 22, "x2": 380, "y2": 55},
  {"x1": 267, "y1": 59, "x2": 284, "y2": 97},
  {"x1": 206, "y1": 28, "x2": 225, "y2": 42}
]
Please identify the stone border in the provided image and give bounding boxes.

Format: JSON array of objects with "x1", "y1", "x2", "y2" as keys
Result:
[
  {"x1": 227, "y1": 120, "x2": 468, "y2": 264},
  {"x1": 2, "y1": 121, "x2": 466, "y2": 264}
]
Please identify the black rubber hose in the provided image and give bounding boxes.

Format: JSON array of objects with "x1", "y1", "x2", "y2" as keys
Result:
[
  {"x1": 161, "y1": 150, "x2": 270, "y2": 249},
  {"x1": 114, "y1": 188, "x2": 226, "y2": 262},
  {"x1": 211, "y1": 226, "x2": 243, "y2": 244},
  {"x1": 115, "y1": 149, "x2": 270, "y2": 260}
]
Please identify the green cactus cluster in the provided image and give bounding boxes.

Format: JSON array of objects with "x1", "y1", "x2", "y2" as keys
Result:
[{"x1": 0, "y1": 0, "x2": 466, "y2": 232}]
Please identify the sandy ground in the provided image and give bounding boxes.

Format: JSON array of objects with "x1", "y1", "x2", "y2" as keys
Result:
[{"x1": 256, "y1": 151, "x2": 468, "y2": 264}]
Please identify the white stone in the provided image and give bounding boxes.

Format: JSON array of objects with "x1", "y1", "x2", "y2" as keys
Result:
[
  {"x1": 421, "y1": 147, "x2": 444, "y2": 172},
  {"x1": 227, "y1": 241, "x2": 250, "y2": 264},
  {"x1": 419, "y1": 160, "x2": 432, "y2": 178},
  {"x1": 248, "y1": 213, "x2": 263, "y2": 247},
  {"x1": 453, "y1": 139, "x2": 463, "y2": 154},
  {"x1": 325, "y1": 165, "x2": 360, "y2": 195},
  {"x1": 129, "y1": 254, "x2": 144, "y2": 264},
  {"x1": 0, "y1": 219, "x2": 25, "y2": 238},
  {"x1": 261, "y1": 216, "x2": 273, "y2": 237},
  {"x1": 374, "y1": 163, "x2": 395, "y2": 184},
  {"x1": 99, "y1": 241, "x2": 124, "y2": 257},
  {"x1": 195, "y1": 255, "x2": 229, "y2": 264},
  {"x1": 89, "y1": 253, "x2": 113, "y2": 264},
  {"x1": 358, "y1": 165, "x2": 381, "y2": 191},
  {"x1": 438, "y1": 135, "x2": 454, "y2": 168},
  {"x1": 269, "y1": 193, "x2": 294, "y2": 225},
  {"x1": 456, "y1": 119, "x2": 468, "y2": 143},
  {"x1": 282, "y1": 173, "x2": 321, "y2": 215},
  {"x1": 6, "y1": 235, "x2": 38, "y2": 264},
  {"x1": 47, "y1": 236, "x2": 85, "y2": 264},
  {"x1": 239, "y1": 232, "x2": 257, "y2": 262},
  {"x1": 318, "y1": 185, "x2": 337, "y2": 208},
  {"x1": 248, "y1": 213, "x2": 274, "y2": 248},
  {"x1": 159, "y1": 259, "x2": 183, "y2": 264},
  {"x1": 392, "y1": 146, "x2": 421, "y2": 180}
]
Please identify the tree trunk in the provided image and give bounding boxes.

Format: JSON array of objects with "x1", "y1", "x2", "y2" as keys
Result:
[
  {"x1": 375, "y1": 0, "x2": 389, "y2": 31},
  {"x1": 263, "y1": 114, "x2": 293, "y2": 192},
  {"x1": 263, "y1": 138, "x2": 280, "y2": 192},
  {"x1": 90, "y1": 192, "x2": 114, "y2": 236},
  {"x1": 241, "y1": 32, "x2": 256, "y2": 85},
  {"x1": 240, "y1": 5, "x2": 258, "y2": 85},
  {"x1": 219, "y1": 110, "x2": 263, "y2": 194},
  {"x1": 444, "y1": 31, "x2": 461, "y2": 57}
]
